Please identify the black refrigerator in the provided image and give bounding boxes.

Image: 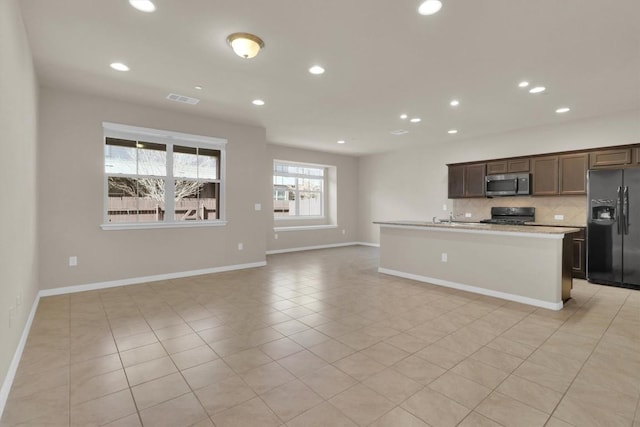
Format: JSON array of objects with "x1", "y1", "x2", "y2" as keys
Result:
[{"x1": 587, "y1": 168, "x2": 640, "y2": 290}]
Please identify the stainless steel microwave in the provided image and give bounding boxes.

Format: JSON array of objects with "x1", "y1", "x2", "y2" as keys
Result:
[{"x1": 485, "y1": 173, "x2": 530, "y2": 197}]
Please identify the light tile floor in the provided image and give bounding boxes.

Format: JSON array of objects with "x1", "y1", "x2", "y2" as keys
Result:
[{"x1": 1, "y1": 246, "x2": 639, "y2": 427}]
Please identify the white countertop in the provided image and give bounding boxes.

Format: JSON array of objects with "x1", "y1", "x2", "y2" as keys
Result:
[{"x1": 374, "y1": 220, "x2": 581, "y2": 238}]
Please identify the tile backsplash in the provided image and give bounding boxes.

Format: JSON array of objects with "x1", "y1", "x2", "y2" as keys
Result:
[{"x1": 453, "y1": 195, "x2": 587, "y2": 226}]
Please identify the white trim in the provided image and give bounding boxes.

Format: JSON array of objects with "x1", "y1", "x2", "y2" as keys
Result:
[
  {"x1": 274, "y1": 225, "x2": 337, "y2": 232},
  {"x1": 39, "y1": 261, "x2": 266, "y2": 297},
  {"x1": 0, "y1": 294, "x2": 40, "y2": 419},
  {"x1": 355, "y1": 241, "x2": 380, "y2": 248},
  {"x1": 103, "y1": 122, "x2": 227, "y2": 147},
  {"x1": 378, "y1": 268, "x2": 563, "y2": 311},
  {"x1": 376, "y1": 224, "x2": 568, "y2": 239},
  {"x1": 266, "y1": 242, "x2": 360, "y2": 255},
  {"x1": 101, "y1": 220, "x2": 228, "y2": 231}
]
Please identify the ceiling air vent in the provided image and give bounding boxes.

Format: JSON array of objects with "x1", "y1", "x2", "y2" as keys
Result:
[
  {"x1": 166, "y1": 93, "x2": 200, "y2": 105},
  {"x1": 390, "y1": 129, "x2": 409, "y2": 136}
]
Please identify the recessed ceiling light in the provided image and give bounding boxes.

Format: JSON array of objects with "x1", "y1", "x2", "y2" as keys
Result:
[
  {"x1": 555, "y1": 107, "x2": 571, "y2": 114},
  {"x1": 129, "y1": 0, "x2": 156, "y2": 13},
  {"x1": 450, "y1": 99, "x2": 459, "y2": 107},
  {"x1": 529, "y1": 86, "x2": 546, "y2": 94},
  {"x1": 110, "y1": 62, "x2": 129, "y2": 72},
  {"x1": 400, "y1": 114, "x2": 408, "y2": 120},
  {"x1": 390, "y1": 129, "x2": 409, "y2": 135},
  {"x1": 252, "y1": 99, "x2": 265, "y2": 106},
  {"x1": 418, "y1": 0, "x2": 443, "y2": 15},
  {"x1": 337, "y1": 140, "x2": 346, "y2": 144},
  {"x1": 448, "y1": 129, "x2": 458, "y2": 134},
  {"x1": 309, "y1": 65, "x2": 325, "y2": 75},
  {"x1": 518, "y1": 81, "x2": 530, "y2": 88},
  {"x1": 194, "y1": 86, "x2": 203, "y2": 90},
  {"x1": 410, "y1": 118, "x2": 421, "y2": 123}
]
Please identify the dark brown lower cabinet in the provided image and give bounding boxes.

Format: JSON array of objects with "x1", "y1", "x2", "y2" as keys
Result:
[{"x1": 572, "y1": 228, "x2": 586, "y2": 279}]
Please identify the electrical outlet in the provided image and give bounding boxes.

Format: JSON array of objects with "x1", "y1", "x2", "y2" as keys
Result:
[
  {"x1": 442, "y1": 204, "x2": 448, "y2": 211},
  {"x1": 465, "y1": 213, "x2": 472, "y2": 218},
  {"x1": 554, "y1": 214, "x2": 564, "y2": 220},
  {"x1": 16, "y1": 293, "x2": 21, "y2": 307},
  {"x1": 69, "y1": 256, "x2": 78, "y2": 267},
  {"x1": 9, "y1": 306, "x2": 15, "y2": 328},
  {"x1": 341, "y1": 229, "x2": 346, "y2": 235},
  {"x1": 237, "y1": 243, "x2": 243, "y2": 251},
  {"x1": 274, "y1": 234, "x2": 278, "y2": 240},
  {"x1": 441, "y1": 253, "x2": 448, "y2": 262}
]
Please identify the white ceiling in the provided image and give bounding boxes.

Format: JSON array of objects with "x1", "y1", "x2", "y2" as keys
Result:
[{"x1": 18, "y1": 0, "x2": 640, "y2": 156}]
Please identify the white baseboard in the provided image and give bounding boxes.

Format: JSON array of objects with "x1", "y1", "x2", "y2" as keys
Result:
[
  {"x1": 378, "y1": 267, "x2": 563, "y2": 311},
  {"x1": 266, "y1": 241, "x2": 364, "y2": 255},
  {"x1": 355, "y1": 241, "x2": 380, "y2": 248},
  {"x1": 39, "y1": 261, "x2": 267, "y2": 297},
  {"x1": 0, "y1": 293, "x2": 40, "y2": 420}
]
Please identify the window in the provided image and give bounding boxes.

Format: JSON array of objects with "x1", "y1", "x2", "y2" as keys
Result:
[
  {"x1": 273, "y1": 161, "x2": 326, "y2": 219},
  {"x1": 103, "y1": 122, "x2": 226, "y2": 229}
]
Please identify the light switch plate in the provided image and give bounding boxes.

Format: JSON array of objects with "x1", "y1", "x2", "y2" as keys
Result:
[{"x1": 554, "y1": 214, "x2": 564, "y2": 220}]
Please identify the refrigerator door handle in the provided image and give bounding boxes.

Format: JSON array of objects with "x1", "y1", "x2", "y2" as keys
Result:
[
  {"x1": 617, "y1": 186, "x2": 622, "y2": 235},
  {"x1": 624, "y1": 186, "x2": 629, "y2": 235}
]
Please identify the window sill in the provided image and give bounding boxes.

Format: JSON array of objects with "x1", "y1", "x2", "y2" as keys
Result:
[
  {"x1": 274, "y1": 225, "x2": 337, "y2": 232},
  {"x1": 101, "y1": 221, "x2": 227, "y2": 231}
]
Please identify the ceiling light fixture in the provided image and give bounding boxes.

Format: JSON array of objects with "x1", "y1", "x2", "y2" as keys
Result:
[
  {"x1": 410, "y1": 118, "x2": 421, "y2": 123},
  {"x1": 448, "y1": 129, "x2": 458, "y2": 134},
  {"x1": 309, "y1": 65, "x2": 325, "y2": 75},
  {"x1": 337, "y1": 140, "x2": 346, "y2": 144},
  {"x1": 555, "y1": 107, "x2": 571, "y2": 114},
  {"x1": 129, "y1": 0, "x2": 156, "y2": 12},
  {"x1": 418, "y1": 0, "x2": 443, "y2": 15},
  {"x1": 450, "y1": 99, "x2": 459, "y2": 107},
  {"x1": 110, "y1": 62, "x2": 129, "y2": 72},
  {"x1": 252, "y1": 99, "x2": 265, "y2": 106},
  {"x1": 529, "y1": 86, "x2": 546, "y2": 94},
  {"x1": 400, "y1": 114, "x2": 408, "y2": 119},
  {"x1": 518, "y1": 81, "x2": 530, "y2": 88},
  {"x1": 227, "y1": 33, "x2": 265, "y2": 59}
]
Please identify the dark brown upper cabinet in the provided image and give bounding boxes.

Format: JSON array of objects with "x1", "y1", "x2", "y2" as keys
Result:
[
  {"x1": 559, "y1": 153, "x2": 588, "y2": 195},
  {"x1": 486, "y1": 158, "x2": 530, "y2": 175},
  {"x1": 464, "y1": 163, "x2": 486, "y2": 197},
  {"x1": 532, "y1": 156, "x2": 559, "y2": 195},
  {"x1": 448, "y1": 164, "x2": 486, "y2": 198},
  {"x1": 589, "y1": 148, "x2": 632, "y2": 168},
  {"x1": 448, "y1": 165, "x2": 465, "y2": 198}
]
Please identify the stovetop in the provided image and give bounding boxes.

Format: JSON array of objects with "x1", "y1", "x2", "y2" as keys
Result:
[{"x1": 480, "y1": 207, "x2": 535, "y2": 225}]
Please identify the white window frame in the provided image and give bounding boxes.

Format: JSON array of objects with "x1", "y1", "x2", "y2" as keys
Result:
[
  {"x1": 273, "y1": 160, "x2": 327, "y2": 222},
  {"x1": 101, "y1": 122, "x2": 227, "y2": 230}
]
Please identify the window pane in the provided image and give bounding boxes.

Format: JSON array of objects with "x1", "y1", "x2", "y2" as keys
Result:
[
  {"x1": 137, "y1": 178, "x2": 166, "y2": 222},
  {"x1": 138, "y1": 142, "x2": 167, "y2": 176},
  {"x1": 299, "y1": 192, "x2": 322, "y2": 216},
  {"x1": 174, "y1": 145, "x2": 198, "y2": 178},
  {"x1": 198, "y1": 149, "x2": 218, "y2": 180},
  {"x1": 107, "y1": 177, "x2": 165, "y2": 223},
  {"x1": 273, "y1": 175, "x2": 297, "y2": 187},
  {"x1": 174, "y1": 180, "x2": 201, "y2": 220},
  {"x1": 299, "y1": 178, "x2": 323, "y2": 192},
  {"x1": 105, "y1": 139, "x2": 136, "y2": 174},
  {"x1": 199, "y1": 182, "x2": 218, "y2": 220}
]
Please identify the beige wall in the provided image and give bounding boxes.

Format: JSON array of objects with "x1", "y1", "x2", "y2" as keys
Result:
[
  {"x1": 38, "y1": 87, "x2": 269, "y2": 290},
  {"x1": 358, "y1": 110, "x2": 640, "y2": 244},
  {"x1": 267, "y1": 144, "x2": 359, "y2": 251},
  {"x1": 0, "y1": 0, "x2": 39, "y2": 398}
]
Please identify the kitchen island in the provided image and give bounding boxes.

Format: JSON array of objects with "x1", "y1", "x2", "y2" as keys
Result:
[{"x1": 375, "y1": 221, "x2": 581, "y2": 310}]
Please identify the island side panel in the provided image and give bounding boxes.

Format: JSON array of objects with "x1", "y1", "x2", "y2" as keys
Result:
[{"x1": 378, "y1": 226, "x2": 564, "y2": 308}]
